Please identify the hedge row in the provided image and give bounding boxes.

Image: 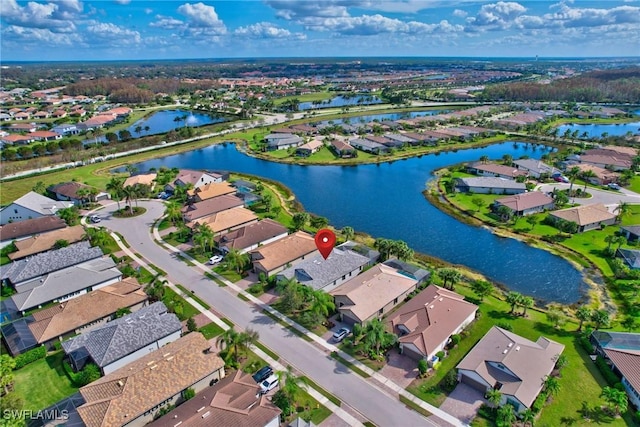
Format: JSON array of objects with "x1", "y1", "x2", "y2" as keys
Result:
[
  {"x1": 14, "y1": 346, "x2": 46, "y2": 369},
  {"x1": 595, "y1": 356, "x2": 622, "y2": 388}
]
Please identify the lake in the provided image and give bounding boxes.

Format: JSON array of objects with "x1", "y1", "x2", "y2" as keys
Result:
[
  {"x1": 556, "y1": 121, "x2": 640, "y2": 139},
  {"x1": 127, "y1": 109, "x2": 228, "y2": 137},
  {"x1": 299, "y1": 95, "x2": 382, "y2": 110},
  {"x1": 125, "y1": 141, "x2": 588, "y2": 304}
]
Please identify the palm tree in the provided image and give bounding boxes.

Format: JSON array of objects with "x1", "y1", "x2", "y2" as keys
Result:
[
  {"x1": 601, "y1": 386, "x2": 628, "y2": 416},
  {"x1": 278, "y1": 366, "x2": 303, "y2": 405},
  {"x1": 76, "y1": 187, "x2": 90, "y2": 208},
  {"x1": 521, "y1": 408, "x2": 535, "y2": 427},
  {"x1": 580, "y1": 169, "x2": 596, "y2": 191},
  {"x1": 237, "y1": 328, "x2": 259, "y2": 360},
  {"x1": 373, "y1": 238, "x2": 393, "y2": 261},
  {"x1": 501, "y1": 154, "x2": 513, "y2": 165},
  {"x1": 479, "y1": 155, "x2": 489, "y2": 164},
  {"x1": 438, "y1": 268, "x2": 461, "y2": 291},
  {"x1": 543, "y1": 375, "x2": 560, "y2": 397},
  {"x1": 197, "y1": 223, "x2": 215, "y2": 253},
  {"x1": 391, "y1": 240, "x2": 414, "y2": 261},
  {"x1": 216, "y1": 327, "x2": 241, "y2": 364},
  {"x1": 106, "y1": 177, "x2": 125, "y2": 210},
  {"x1": 225, "y1": 248, "x2": 250, "y2": 274},
  {"x1": 165, "y1": 201, "x2": 183, "y2": 226},
  {"x1": 576, "y1": 306, "x2": 592, "y2": 332},
  {"x1": 496, "y1": 404, "x2": 517, "y2": 427},
  {"x1": 506, "y1": 291, "x2": 522, "y2": 314},
  {"x1": 363, "y1": 319, "x2": 395, "y2": 357},
  {"x1": 122, "y1": 185, "x2": 136, "y2": 215},
  {"x1": 566, "y1": 166, "x2": 581, "y2": 195},
  {"x1": 341, "y1": 226, "x2": 355, "y2": 241},
  {"x1": 486, "y1": 389, "x2": 502, "y2": 408},
  {"x1": 520, "y1": 296, "x2": 534, "y2": 317},
  {"x1": 308, "y1": 289, "x2": 335, "y2": 326},
  {"x1": 614, "y1": 202, "x2": 630, "y2": 223}
]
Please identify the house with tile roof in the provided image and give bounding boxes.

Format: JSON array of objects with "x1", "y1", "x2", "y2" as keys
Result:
[
  {"x1": 276, "y1": 242, "x2": 373, "y2": 293},
  {"x1": 330, "y1": 263, "x2": 419, "y2": 325},
  {"x1": 8, "y1": 224, "x2": 85, "y2": 260},
  {"x1": 296, "y1": 139, "x2": 324, "y2": 157},
  {"x1": 590, "y1": 331, "x2": 640, "y2": 409},
  {"x1": 150, "y1": 370, "x2": 281, "y2": 427},
  {"x1": 467, "y1": 162, "x2": 528, "y2": 180},
  {"x1": 76, "y1": 332, "x2": 225, "y2": 427},
  {"x1": 123, "y1": 172, "x2": 157, "y2": 189},
  {"x1": 494, "y1": 192, "x2": 555, "y2": 217},
  {"x1": 188, "y1": 207, "x2": 258, "y2": 234},
  {"x1": 454, "y1": 177, "x2": 527, "y2": 195},
  {"x1": 189, "y1": 181, "x2": 236, "y2": 202},
  {"x1": 47, "y1": 181, "x2": 109, "y2": 205},
  {"x1": 573, "y1": 164, "x2": 619, "y2": 186},
  {"x1": 215, "y1": 219, "x2": 289, "y2": 254},
  {"x1": 349, "y1": 138, "x2": 388, "y2": 154},
  {"x1": 0, "y1": 191, "x2": 73, "y2": 225},
  {"x1": 549, "y1": 203, "x2": 616, "y2": 233},
  {"x1": 1, "y1": 278, "x2": 147, "y2": 356},
  {"x1": 250, "y1": 231, "x2": 319, "y2": 276},
  {"x1": 63, "y1": 301, "x2": 182, "y2": 375},
  {"x1": 264, "y1": 133, "x2": 303, "y2": 150},
  {"x1": 457, "y1": 326, "x2": 564, "y2": 413},
  {"x1": 182, "y1": 194, "x2": 245, "y2": 222},
  {"x1": 329, "y1": 139, "x2": 356, "y2": 158},
  {"x1": 0, "y1": 216, "x2": 67, "y2": 248},
  {"x1": 388, "y1": 285, "x2": 477, "y2": 362}
]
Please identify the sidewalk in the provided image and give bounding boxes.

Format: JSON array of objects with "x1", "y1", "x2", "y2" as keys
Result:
[
  {"x1": 108, "y1": 231, "x2": 365, "y2": 427},
  {"x1": 150, "y1": 223, "x2": 468, "y2": 427}
]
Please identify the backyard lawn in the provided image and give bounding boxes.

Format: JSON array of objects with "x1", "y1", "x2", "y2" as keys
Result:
[
  {"x1": 13, "y1": 351, "x2": 78, "y2": 411},
  {"x1": 406, "y1": 284, "x2": 633, "y2": 426}
]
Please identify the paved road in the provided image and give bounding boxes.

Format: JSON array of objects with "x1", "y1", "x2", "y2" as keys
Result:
[
  {"x1": 536, "y1": 183, "x2": 640, "y2": 208},
  {"x1": 97, "y1": 200, "x2": 438, "y2": 427}
]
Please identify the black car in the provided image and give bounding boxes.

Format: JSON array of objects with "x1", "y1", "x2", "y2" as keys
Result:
[{"x1": 252, "y1": 366, "x2": 273, "y2": 383}]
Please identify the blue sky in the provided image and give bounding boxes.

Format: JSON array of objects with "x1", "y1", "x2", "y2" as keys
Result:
[{"x1": 1, "y1": 1, "x2": 639, "y2": 61}]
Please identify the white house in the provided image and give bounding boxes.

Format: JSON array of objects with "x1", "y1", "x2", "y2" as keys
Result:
[{"x1": 0, "y1": 191, "x2": 73, "y2": 225}]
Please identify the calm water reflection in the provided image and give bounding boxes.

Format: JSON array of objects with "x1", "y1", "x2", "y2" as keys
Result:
[{"x1": 128, "y1": 142, "x2": 587, "y2": 303}]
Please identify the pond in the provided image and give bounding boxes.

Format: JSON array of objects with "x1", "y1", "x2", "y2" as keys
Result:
[
  {"x1": 124, "y1": 141, "x2": 588, "y2": 304},
  {"x1": 299, "y1": 95, "x2": 382, "y2": 111},
  {"x1": 556, "y1": 121, "x2": 640, "y2": 139},
  {"x1": 126, "y1": 109, "x2": 228, "y2": 137}
]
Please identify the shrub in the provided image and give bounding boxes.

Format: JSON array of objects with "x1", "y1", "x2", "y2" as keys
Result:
[
  {"x1": 186, "y1": 317, "x2": 198, "y2": 332},
  {"x1": 77, "y1": 363, "x2": 101, "y2": 386},
  {"x1": 272, "y1": 390, "x2": 293, "y2": 416},
  {"x1": 496, "y1": 321, "x2": 513, "y2": 331},
  {"x1": 247, "y1": 283, "x2": 264, "y2": 295},
  {"x1": 532, "y1": 392, "x2": 547, "y2": 413},
  {"x1": 577, "y1": 335, "x2": 594, "y2": 354},
  {"x1": 14, "y1": 346, "x2": 46, "y2": 369},
  {"x1": 450, "y1": 334, "x2": 461, "y2": 346},
  {"x1": 418, "y1": 359, "x2": 428, "y2": 376},
  {"x1": 436, "y1": 351, "x2": 445, "y2": 360},
  {"x1": 182, "y1": 388, "x2": 195, "y2": 400},
  {"x1": 441, "y1": 369, "x2": 458, "y2": 392},
  {"x1": 595, "y1": 356, "x2": 622, "y2": 387}
]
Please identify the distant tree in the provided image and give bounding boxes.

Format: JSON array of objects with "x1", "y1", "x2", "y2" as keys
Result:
[
  {"x1": 341, "y1": 226, "x2": 355, "y2": 241},
  {"x1": 591, "y1": 310, "x2": 610, "y2": 330},
  {"x1": 506, "y1": 291, "x2": 523, "y2": 314},
  {"x1": 310, "y1": 215, "x2": 329, "y2": 229},
  {"x1": 438, "y1": 268, "x2": 461, "y2": 291},
  {"x1": 576, "y1": 306, "x2": 592, "y2": 332},
  {"x1": 292, "y1": 212, "x2": 310, "y2": 231},
  {"x1": 526, "y1": 215, "x2": 538, "y2": 231},
  {"x1": 547, "y1": 308, "x2": 566, "y2": 329},
  {"x1": 186, "y1": 317, "x2": 198, "y2": 333},
  {"x1": 471, "y1": 197, "x2": 485, "y2": 212},
  {"x1": 520, "y1": 296, "x2": 534, "y2": 317}
]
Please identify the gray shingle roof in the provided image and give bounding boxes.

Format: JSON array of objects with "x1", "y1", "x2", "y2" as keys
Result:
[
  {"x1": 455, "y1": 177, "x2": 527, "y2": 190},
  {"x1": 276, "y1": 243, "x2": 371, "y2": 291},
  {"x1": 62, "y1": 302, "x2": 181, "y2": 368},
  {"x1": 9, "y1": 257, "x2": 122, "y2": 312},
  {"x1": 1, "y1": 191, "x2": 72, "y2": 216},
  {"x1": 1, "y1": 241, "x2": 103, "y2": 286}
]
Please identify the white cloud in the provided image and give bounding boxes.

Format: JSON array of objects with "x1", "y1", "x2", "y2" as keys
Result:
[
  {"x1": 144, "y1": 8, "x2": 153, "y2": 14},
  {"x1": 2, "y1": 24, "x2": 82, "y2": 46},
  {"x1": 150, "y1": 15, "x2": 185, "y2": 30},
  {"x1": 177, "y1": 2, "x2": 226, "y2": 33},
  {"x1": 234, "y1": 22, "x2": 306, "y2": 39},
  {"x1": 86, "y1": 22, "x2": 142, "y2": 44},
  {"x1": 453, "y1": 9, "x2": 468, "y2": 18},
  {"x1": 114, "y1": 0, "x2": 131, "y2": 4},
  {"x1": 0, "y1": 0, "x2": 78, "y2": 31},
  {"x1": 466, "y1": 1, "x2": 527, "y2": 30},
  {"x1": 300, "y1": 14, "x2": 462, "y2": 35}
]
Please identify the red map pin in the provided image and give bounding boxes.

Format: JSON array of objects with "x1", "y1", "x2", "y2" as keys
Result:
[{"x1": 315, "y1": 228, "x2": 336, "y2": 260}]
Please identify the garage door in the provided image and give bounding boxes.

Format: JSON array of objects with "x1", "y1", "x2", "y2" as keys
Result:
[{"x1": 460, "y1": 373, "x2": 488, "y2": 393}]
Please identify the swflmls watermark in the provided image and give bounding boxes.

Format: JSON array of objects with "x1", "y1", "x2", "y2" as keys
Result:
[{"x1": 3, "y1": 410, "x2": 69, "y2": 421}]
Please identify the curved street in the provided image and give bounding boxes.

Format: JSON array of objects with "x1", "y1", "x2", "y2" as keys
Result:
[
  {"x1": 96, "y1": 200, "x2": 445, "y2": 427},
  {"x1": 535, "y1": 183, "x2": 640, "y2": 209}
]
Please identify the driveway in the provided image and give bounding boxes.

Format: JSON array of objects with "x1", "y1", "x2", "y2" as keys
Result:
[
  {"x1": 438, "y1": 383, "x2": 486, "y2": 424},
  {"x1": 98, "y1": 200, "x2": 436, "y2": 427},
  {"x1": 536, "y1": 183, "x2": 640, "y2": 208},
  {"x1": 379, "y1": 351, "x2": 419, "y2": 389}
]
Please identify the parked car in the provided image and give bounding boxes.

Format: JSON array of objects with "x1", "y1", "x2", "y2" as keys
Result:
[
  {"x1": 252, "y1": 366, "x2": 273, "y2": 383},
  {"x1": 89, "y1": 215, "x2": 101, "y2": 224},
  {"x1": 208, "y1": 255, "x2": 224, "y2": 265},
  {"x1": 607, "y1": 183, "x2": 621, "y2": 190},
  {"x1": 332, "y1": 327, "x2": 350, "y2": 342},
  {"x1": 259, "y1": 374, "x2": 279, "y2": 394},
  {"x1": 553, "y1": 176, "x2": 569, "y2": 183},
  {"x1": 157, "y1": 192, "x2": 169, "y2": 199}
]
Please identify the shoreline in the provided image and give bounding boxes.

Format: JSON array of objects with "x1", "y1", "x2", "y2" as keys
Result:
[{"x1": 422, "y1": 174, "x2": 616, "y2": 311}]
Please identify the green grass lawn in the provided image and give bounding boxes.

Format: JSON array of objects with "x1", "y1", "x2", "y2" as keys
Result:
[
  {"x1": 13, "y1": 351, "x2": 78, "y2": 411},
  {"x1": 287, "y1": 388, "x2": 332, "y2": 425},
  {"x1": 163, "y1": 286, "x2": 200, "y2": 320},
  {"x1": 628, "y1": 175, "x2": 640, "y2": 194},
  {"x1": 406, "y1": 284, "x2": 632, "y2": 426},
  {"x1": 198, "y1": 322, "x2": 224, "y2": 339}
]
